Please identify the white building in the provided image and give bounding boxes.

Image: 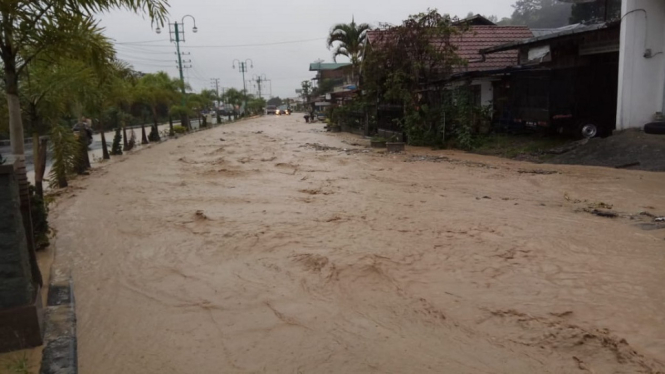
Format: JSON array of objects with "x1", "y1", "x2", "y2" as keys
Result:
[{"x1": 617, "y1": 0, "x2": 665, "y2": 129}]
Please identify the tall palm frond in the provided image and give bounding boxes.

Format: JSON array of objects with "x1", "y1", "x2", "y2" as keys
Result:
[{"x1": 327, "y1": 17, "x2": 371, "y2": 64}]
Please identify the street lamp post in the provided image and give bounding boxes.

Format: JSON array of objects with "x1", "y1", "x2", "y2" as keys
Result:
[
  {"x1": 156, "y1": 15, "x2": 198, "y2": 129},
  {"x1": 232, "y1": 59, "x2": 253, "y2": 116}
]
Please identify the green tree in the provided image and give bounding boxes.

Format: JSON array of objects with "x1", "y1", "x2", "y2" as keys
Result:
[
  {"x1": 509, "y1": 0, "x2": 572, "y2": 28},
  {"x1": 267, "y1": 97, "x2": 283, "y2": 106},
  {"x1": 221, "y1": 88, "x2": 245, "y2": 117},
  {"x1": 134, "y1": 71, "x2": 180, "y2": 143},
  {"x1": 327, "y1": 17, "x2": 371, "y2": 81},
  {"x1": 188, "y1": 90, "x2": 216, "y2": 127},
  {"x1": 570, "y1": 0, "x2": 621, "y2": 23},
  {"x1": 247, "y1": 96, "x2": 267, "y2": 115},
  {"x1": 1, "y1": 0, "x2": 168, "y2": 205},
  {"x1": 21, "y1": 56, "x2": 98, "y2": 197},
  {"x1": 49, "y1": 122, "x2": 78, "y2": 188},
  {"x1": 111, "y1": 127, "x2": 123, "y2": 155},
  {"x1": 363, "y1": 9, "x2": 467, "y2": 145}
]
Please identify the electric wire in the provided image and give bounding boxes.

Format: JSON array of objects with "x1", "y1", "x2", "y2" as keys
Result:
[{"x1": 111, "y1": 37, "x2": 325, "y2": 49}]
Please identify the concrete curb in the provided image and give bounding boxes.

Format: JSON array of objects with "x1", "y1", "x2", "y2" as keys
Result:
[{"x1": 40, "y1": 273, "x2": 77, "y2": 374}]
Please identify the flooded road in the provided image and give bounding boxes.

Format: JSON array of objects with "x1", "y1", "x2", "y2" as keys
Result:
[{"x1": 50, "y1": 115, "x2": 665, "y2": 373}]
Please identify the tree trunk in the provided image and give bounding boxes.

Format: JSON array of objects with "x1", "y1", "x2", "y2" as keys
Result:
[
  {"x1": 100, "y1": 120, "x2": 110, "y2": 160},
  {"x1": 76, "y1": 134, "x2": 91, "y2": 175},
  {"x1": 183, "y1": 114, "x2": 190, "y2": 131},
  {"x1": 141, "y1": 123, "x2": 148, "y2": 144},
  {"x1": 32, "y1": 134, "x2": 47, "y2": 200},
  {"x1": 5, "y1": 60, "x2": 42, "y2": 288},
  {"x1": 151, "y1": 106, "x2": 160, "y2": 141},
  {"x1": 169, "y1": 116, "x2": 174, "y2": 136},
  {"x1": 122, "y1": 124, "x2": 129, "y2": 150}
]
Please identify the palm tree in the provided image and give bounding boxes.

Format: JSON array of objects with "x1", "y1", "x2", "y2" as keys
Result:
[
  {"x1": 327, "y1": 17, "x2": 371, "y2": 80},
  {"x1": 0, "y1": 2, "x2": 167, "y2": 284},
  {"x1": 22, "y1": 57, "x2": 97, "y2": 196},
  {"x1": 1, "y1": 0, "x2": 168, "y2": 207},
  {"x1": 221, "y1": 88, "x2": 245, "y2": 119},
  {"x1": 88, "y1": 60, "x2": 139, "y2": 159},
  {"x1": 134, "y1": 71, "x2": 180, "y2": 143}
]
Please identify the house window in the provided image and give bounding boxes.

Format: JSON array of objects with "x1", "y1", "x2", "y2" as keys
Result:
[{"x1": 471, "y1": 85, "x2": 482, "y2": 106}]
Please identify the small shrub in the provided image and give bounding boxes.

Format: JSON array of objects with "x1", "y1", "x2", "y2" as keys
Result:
[
  {"x1": 4, "y1": 353, "x2": 31, "y2": 374},
  {"x1": 148, "y1": 124, "x2": 161, "y2": 142},
  {"x1": 29, "y1": 184, "x2": 49, "y2": 249},
  {"x1": 173, "y1": 125, "x2": 187, "y2": 134},
  {"x1": 126, "y1": 129, "x2": 136, "y2": 151},
  {"x1": 49, "y1": 123, "x2": 78, "y2": 188},
  {"x1": 111, "y1": 128, "x2": 123, "y2": 155}
]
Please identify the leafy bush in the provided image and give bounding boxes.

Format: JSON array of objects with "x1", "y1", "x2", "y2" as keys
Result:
[
  {"x1": 173, "y1": 125, "x2": 187, "y2": 134},
  {"x1": 148, "y1": 124, "x2": 161, "y2": 142},
  {"x1": 111, "y1": 128, "x2": 123, "y2": 155},
  {"x1": 49, "y1": 123, "x2": 78, "y2": 188},
  {"x1": 29, "y1": 185, "x2": 49, "y2": 249}
]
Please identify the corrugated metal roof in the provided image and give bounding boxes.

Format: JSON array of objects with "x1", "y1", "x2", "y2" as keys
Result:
[
  {"x1": 482, "y1": 22, "x2": 617, "y2": 54},
  {"x1": 367, "y1": 26, "x2": 533, "y2": 72}
]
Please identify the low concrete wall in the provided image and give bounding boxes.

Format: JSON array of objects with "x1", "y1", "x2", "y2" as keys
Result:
[
  {"x1": 0, "y1": 160, "x2": 43, "y2": 352},
  {"x1": 0, "y1": 161, "x2": 34, "y2": 309},
  {"x1": 341, "y1": 124, "x2": 364, "y2": 136}
]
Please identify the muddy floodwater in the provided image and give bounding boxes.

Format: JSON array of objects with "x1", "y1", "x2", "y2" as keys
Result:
[{"x1": 50, "y1": 115, "x2": 665, "y2": 373}]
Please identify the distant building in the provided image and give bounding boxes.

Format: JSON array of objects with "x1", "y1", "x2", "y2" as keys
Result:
[
  {"x1": 365, "y1": 21, "x2": 533, "y2": 136},
  {"x1": 482, "y1": 21, "x2": 620, "y2": 137},
  {"x1": 308, "y1": 62, "x2": 355, "y2": 109}
]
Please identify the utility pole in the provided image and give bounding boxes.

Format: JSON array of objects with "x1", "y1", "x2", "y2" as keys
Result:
[
  {"x1": 252, "y1": 74, "x2": 268, "y2": 99},
  {"x1": 156, "y1": 15, "x2": 198, "y2": 129},
  {"x1": 210, "y1": 78, "x2": 221, "y2": 107},
  {"x1": 211, "y1": 78, "x2": 222, "y2": 124},
  {"x1": 233, "y1": 59, "x2": 253, "y2": 115}
]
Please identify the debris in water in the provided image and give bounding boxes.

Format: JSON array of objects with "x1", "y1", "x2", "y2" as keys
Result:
[
  {"x1": 584, "y1": 208, "x2": 618, "y2": 218},
  {"x1": 614, "y1": 161, "x2": 641, "y2": 169},
  {"x1": 405, "y1": 155, "x2": 495, "y2": 169},
  {"x1": 518, "y1": 169, "x2": 559, "y2": 175},
  {"x1": 195, "y1": 210, "x2": 208, "y2": 220}
]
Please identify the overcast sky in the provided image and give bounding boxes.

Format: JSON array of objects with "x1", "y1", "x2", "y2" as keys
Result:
[{"x1": 99, "y1": 0, "x2": 516, "y2": 99}]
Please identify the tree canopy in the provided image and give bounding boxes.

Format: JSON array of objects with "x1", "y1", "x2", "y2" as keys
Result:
[{"x1": 267, "y1": 97, "x2": 283, "y2": 106}]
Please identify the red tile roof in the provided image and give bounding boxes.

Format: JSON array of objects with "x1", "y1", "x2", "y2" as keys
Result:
[
  {"x1": 455, "y1": 26, "x2": 533, "y2": 71},
  {"x1": 367, "y1": 26, "x2": 533, "y2": 73}
]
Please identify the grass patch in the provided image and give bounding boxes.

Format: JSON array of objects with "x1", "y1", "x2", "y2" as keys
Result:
[
  {"x1": 3, "y1": 354, "x2": 31, "y2": 374},
  {"x1": 474, "y1": 134, "x2": 571, "y2": 159}
]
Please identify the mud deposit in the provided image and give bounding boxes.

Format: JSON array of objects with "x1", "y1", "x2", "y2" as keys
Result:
[{"x1": 50, "y1": 115, "x2": 665, "y2": 373}]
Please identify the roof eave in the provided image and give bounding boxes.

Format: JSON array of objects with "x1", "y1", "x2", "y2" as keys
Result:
[{"x1": 481, "y1": 22, "x2": 617, "y2": 55}]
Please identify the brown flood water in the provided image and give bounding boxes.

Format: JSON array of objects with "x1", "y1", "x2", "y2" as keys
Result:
[{"x1": 50, "y1": 115, "x2": 665, "y2": 373}]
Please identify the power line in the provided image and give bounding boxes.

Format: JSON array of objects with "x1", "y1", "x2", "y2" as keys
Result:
[
  {"x1": 117, "y1": 59, "x2": 176, "y2": 68},
  {"x1": 116, "y1": 54, "x2": 175, "y2": 63},
  {"x1": 115, "y1": 45, "x2": 176, "y2": 55},
  {"x1": 114, "y1": 39, "x2": 169, "y2": 44},
  {"x1": 116, "y1": 37, "x2": 325, "y2": 49}
]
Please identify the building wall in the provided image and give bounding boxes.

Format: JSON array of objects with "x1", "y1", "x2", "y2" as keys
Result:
[
  {"x1": 617, "y1": 0, "x2": 665, "y2": 129},
  {"x1": 472, "y1": 79, "x2": 495, "y2": 110}
]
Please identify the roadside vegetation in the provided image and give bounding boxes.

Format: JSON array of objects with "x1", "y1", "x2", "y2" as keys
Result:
[{"x1": 0, "y1": 0, "x2": 266, "y2": 259}]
